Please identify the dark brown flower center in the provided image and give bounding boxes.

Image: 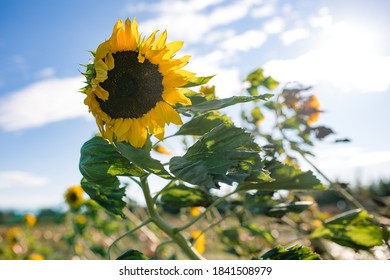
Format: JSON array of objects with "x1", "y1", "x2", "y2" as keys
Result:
[{"x1": 97, "y1": 51, "x2": 164, "y2": 119}]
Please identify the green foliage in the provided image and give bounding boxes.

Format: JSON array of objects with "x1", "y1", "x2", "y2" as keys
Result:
[
  {"x1": 79, "y1": 136, "x2": 139, "y2": 217},
  {"x1": 177, "y1": 95, "x2": 272, "y2": 114},
  {"x1": 256, "y1": 245, "x2": 321, "y2": 260},
  {"x1": 238, "y1": 160, "x2": 325, "y2": 192},
  {"x1": 175, "y1": 111, "x2": 233, "y2": 136},
  {"x1": 181, "y1": 75, "x2": 215, "y2": 88},
  {"x1": 160, "y1": 183, "x2": 213, "y2": 208},
  {"x1": 115, "y1": 141, "x2": 172, "y2": 179},
  {"x1": 116, "y1": 249, "x2": 149, "y2": 260},
  {"x1": 311, "y1": 209, "x2": 384, "y2": 250},
  {"x1": 170, "y1": 124, "x2": 264, "y2": 189},
  {"x1": 246, "y1": 68, "x2": 279, "y2": 96}
]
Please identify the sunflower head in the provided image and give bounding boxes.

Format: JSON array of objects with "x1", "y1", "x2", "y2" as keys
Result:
[
  {"x1": 65, "y1": 185, "x2": 84, "y2": 209},
  {"x1": 82, "y1": 18, "x2": 195, "y2": 148},
  {"x1": 300, "y1": 95, "x2": 320, "y2": 125},
  {"x1": 23, "y1": 213, "x2": 37, "y2": 227}
]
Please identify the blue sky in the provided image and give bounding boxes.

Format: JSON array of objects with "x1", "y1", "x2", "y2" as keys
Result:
[{"x1": 1, "y1": 0, "x2": 390, "y2": 210}]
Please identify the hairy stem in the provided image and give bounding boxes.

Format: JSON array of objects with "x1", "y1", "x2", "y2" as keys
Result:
[{"x1": 140, "y1": 176, "x2": 204, "y2": 260}]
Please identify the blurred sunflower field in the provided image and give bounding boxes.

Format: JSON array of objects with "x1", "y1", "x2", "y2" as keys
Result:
[{"x1": 1, "y1": 18, "x2": 389, "y2": 261}]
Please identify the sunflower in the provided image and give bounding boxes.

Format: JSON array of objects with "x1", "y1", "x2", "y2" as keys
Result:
[
  {"x1": 191, "y1": 230, "x2": 205, "y2": 254},
  {"x1": 23, "y1": 213, "x2": 37, "y2": 227},
  {"x1": 83, "y1": 18, "x2": 194, "y2": 148},
  {"x1": 300, "y1": 95, "x2": 320, "y2": 125},
  {"x1": 64, "y1": 185, "x2": 84, "y2": 209}
]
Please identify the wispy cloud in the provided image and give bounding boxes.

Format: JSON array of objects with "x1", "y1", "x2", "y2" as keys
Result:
[
  {"x1": 35, "y1": 67, "x2": 56, "y2": 79},
  {"x1": 137, "y1": 0, "x2": 264, "y2": 43},
  {"x1": 0, "y1": 171, "x2": 48, "y2": 189},
  {"x1": 220, "y1": 30, "x2": 267, "y2": 53},
  {"x1": 0, "y1": 76, "x2": 90, "y2": 131},
  {"x1": 263, "y1": 17, "x2": 285, "y2": 34},
  {"x1": 279, "y1": 27, "x2": 309, "y2": 45}
]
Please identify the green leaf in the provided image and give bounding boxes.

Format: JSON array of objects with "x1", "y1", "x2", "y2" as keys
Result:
[
  {"x1": 116, "y1": 249, "x2": 149, "y2": 260},
  {"x1": 169, "y1": 124, "x2": 263, "y2": 189},
  {"x1": 246, "y1": 68, "x2": 279, "y2": 93},
  {"x1": 256, "y1": 245, "x2": 321, "y2": 260},
  {"x1": 81, "y1": 177, "x2": 126, "y2": 218},
  {"x1": 264, "y1": 201, "x2": 313, "y2": 218},
  {"x1": 237, "y1": 160, "x2": 325, "y2": 192},
  {"x1": 79, "y1": 136, "x2": 145, "y2": 216},
  {"x1": 115, "y1": 142, "x2": 172, "y2": 179},
  {"x1": 311, "y1": 209, "x2": 384, "y2": 250},
  {"x1": 175, "y1": 111, "x2": 233, "y2": 136},
  {"x1": 160, "y1": 184, "x2": 213, "y2": 208},
  {"x1": 244, "y1": 223, "x2": 275, "y2": 244},
  {"x1": 181, "y1": 75, "x2": 215, "y2": 88},
  {"x1": 176, "y1": 95, "x2": 272, "y2": 114},
  {"x1": 263, "y1": 76, "x2": 279, "y2": 90}
]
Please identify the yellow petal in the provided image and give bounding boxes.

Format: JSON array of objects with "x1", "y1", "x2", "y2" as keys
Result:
[
  {"x1": 130, "y1": 18, "x2": 140, "y2": 49},
  {"x1": 93, "y1": 84, "x2": 109, "y2": 101},
  {"x1": 156, "y1": 102, "x2": 182, "y2": 125},
  {"x1": 104, "y1": 52, "x2": 115, "y2": 70},
  {"x1": 162, "y1": 88, "x2": 191, "y2": 105},
  {"x1": 153, "y1": 31, "x2": 167, "y2": 50},
  {"x1": 95, "y1": 40, "x2": 111, "y2": 61},
  {"x1": 163, "y1": 41, "x2": 184, "y2": 59},
  {"x1": 93, "y1": 59, "x2": 109, "y2": 83},
  {"x1": 159, "y1": 55, "x2": 190, "y2": 73},
  {"x1": 116, "y1": 118, "x2": 133, "y2": 138},
  {"x1": 128, "y1": 119, "x2": 147, "y2": 148}
]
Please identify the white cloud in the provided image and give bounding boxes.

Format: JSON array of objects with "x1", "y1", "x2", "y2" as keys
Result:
[
  {"x1": 309, "y1": 7, "x2": 333, "y2": 29},
  {"x1": 279, "y1": 27, "x2": 309, "y2": 45},
  {"x1": 0, "y1": 76, "x2": 90, "y2": 131},
  {"x1": 251, "y1": 1, "x2": 276, "y2": 18},
  {"x1": 220, "y1": 30, "x2": 267, "y2": 53},
  {"x1": 139, "y1": 0, "x2": 260, "y2": 43},
  {"x1": 187, "y1": 50, "x2": 242, "y2": 98},
  {"x1": 263, "y1": 17, "x2": 285, "y2": 34},
  {"x1": 203, "y1": 29, "x2": 235, "y2": 44},
  {"x1": 0, "y1": 171, "x2": 48, "y2": 189},
  {"x1": 35, "y1": 67, "x2": 56, "y2": 79}
]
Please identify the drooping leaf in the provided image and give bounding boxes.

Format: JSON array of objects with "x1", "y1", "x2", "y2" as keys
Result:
[
  {"x1": 116, "y1": 249, "x2": 149, "y2": 260},
  {"x1": 255, "y1": 245, "x2": 321, "y2": 260},
  {"x1": 311, "y1": 209, "x2": 384, "y2": 250},
  {"x1": 115, "y1": 142, "x2": 172, "y2": 179},
  {"x1": 79, "y1": 136, "x2": 145, "y2": 216},
  {"x1": 176, "y1": 95, "x2": 272, "y2": 114},
  {"x1": 175, "y1": 111, "x2": 233, "y2": 136},
  {"x1": 81, "y1": 177, "x2": 126, "y2": 218},
  {"x1": 237, "y1": 160, "x2": 325, "y2": 192},
  {"x1": 160, "y1": 184, "x2": 213, "y2": 208},
  {"x1": 170, "y1": 124, "x2": 264, "y2": 189},
  {"x1": 181, "y1": 75, "x2": 215, "y2": 88}
]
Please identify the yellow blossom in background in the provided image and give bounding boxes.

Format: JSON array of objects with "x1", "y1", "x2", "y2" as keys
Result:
[
  {"x1": 153, "y1": 145, "x2": 172, "y2": 155},
  {"x1": 23, "y1": 213, "x2": 37, "y2": 227},
  {"x1": 75, "y1": 215, "x2": 87, "y2": 225},
  {"x1": 189, "y1": 206, "x2": 202, "y2": 217},
  {"x1": 191, "y1": 230, "x2": 205, "y2": 254},
  {"x1": 6, "y1": 227, "x2": 23, "y2": 246},
  {"x1": 27, "y1": 253, "x2": 44, "y2": 260},
  {"x1": 301, "y1": 95, "x2": 320, "y2": 125},
  {"x1": 64, "y1": 185, "x2": 84, "y2": 209},
  {"x1": 199, "y1": 85, "x2": 216, "y2": 99},
  {"x1": 82, "y1": 18, "x2": 195, "y2": 148}
]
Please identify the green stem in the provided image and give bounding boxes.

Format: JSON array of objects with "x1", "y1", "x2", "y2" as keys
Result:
[
  {"x1": 300, "y1": 153, "x2": 366, "y2": 210},
  {"x1": 140, "y1": 176, "x2": 204, "y2": 260},
  {"x1": 107, "y1": 217, "x2": 152, "y2": 260}
]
